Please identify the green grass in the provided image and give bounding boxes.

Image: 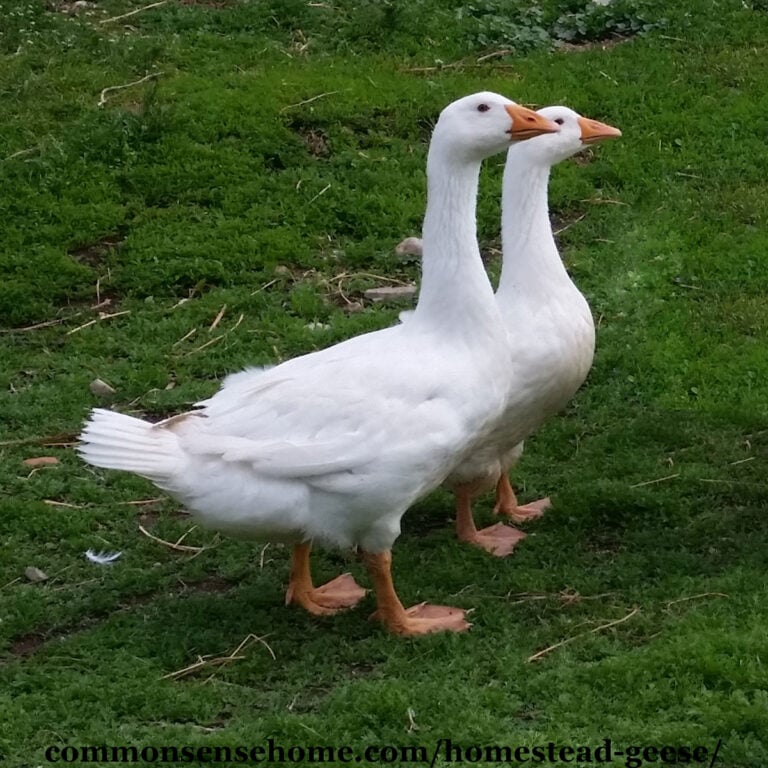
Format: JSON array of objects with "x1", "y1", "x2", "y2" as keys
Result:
[{"x1": 2, "y1": 0, "x2": 768, "y2": 765}]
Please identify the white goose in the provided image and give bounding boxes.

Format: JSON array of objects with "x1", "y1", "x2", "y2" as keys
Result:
[
  {"x1": 78, "y1": 93, "x2": 558, "y2": 635},
  {"x1": 399, "y1": 107, "x2": 621, "y2": 555}
]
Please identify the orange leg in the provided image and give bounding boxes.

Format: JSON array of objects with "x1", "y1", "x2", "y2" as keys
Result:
[
  {"x1": 455, "y1": 483, "x2": 526, "y2": 557},
  {"x1": 363, "y1": 550, "x2": 469, "y2": 636},
  {"x1": 285, "y1": 542, "x2": 366, "y2": 616},
  {"x1": 492, "y1": 474, "x2": 550, "y2": 523}
]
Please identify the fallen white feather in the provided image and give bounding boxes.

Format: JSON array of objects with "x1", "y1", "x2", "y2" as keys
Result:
[{"x1": 85, "y1": 549, "x2": 122, "y2": 565}]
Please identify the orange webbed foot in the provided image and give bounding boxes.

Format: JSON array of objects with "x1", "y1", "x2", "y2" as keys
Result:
[
  {"x1": 286, "y1": 572, "x2": 367, "y2": 616},
  {"x1": 463, "y1": 521, "x2": 526, "y2": 557},
  {"x1": 363, "y1": 550, "x2": 470, "y2": 636},
  {"x1": 493, "y1": 474, "x2": 550, "y2": 523},
  {"x1": 371, "y1": 602, "x2": 470, "y2": 635},
  {"x1": 454, "y1": 482, "x2": 527, "y2": 557},
  {"x1": 493, "y1": 496, "x2": 550, "y2": 523}
]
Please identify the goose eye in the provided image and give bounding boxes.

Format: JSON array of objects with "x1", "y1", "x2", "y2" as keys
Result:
[
  {"x1": 477, "y1": 103, "x2": 491, "y2": 113},
  {"x1": 554, "y1": 118, "x2": 565, "y2": 125}
]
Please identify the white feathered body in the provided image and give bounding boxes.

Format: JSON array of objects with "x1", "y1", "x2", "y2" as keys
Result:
[
  {"x1": 81, "y1": 320, "x2": 510, "y2": 552},
  {"x1": 444, "y1": 282, "x2": 594, "y2": 488},
  {"x1": 445, "y1": 141, "x2": 596, "y2": 489},
  {"x1": 496, "y1": 281, "x2": 594, "y2": 469},
  {"x1": 78, "y1": 93, "x2": 555, "y2": 555}
]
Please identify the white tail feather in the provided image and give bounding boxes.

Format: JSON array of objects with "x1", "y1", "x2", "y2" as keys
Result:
[{"x1": 78, "y1": 408, "x2": 184, "y2": 484}]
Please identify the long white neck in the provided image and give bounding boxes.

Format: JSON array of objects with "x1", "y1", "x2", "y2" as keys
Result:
[
  {"x1": 409, "y1": 144, "x2": 499, "y2": 332},
  {"x1": 497, "y1": 150, "x2": 573, "y2": 301}
]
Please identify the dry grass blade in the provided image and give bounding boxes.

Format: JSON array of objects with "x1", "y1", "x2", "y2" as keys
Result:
[
  {"x1": 98, "y1": 73, "x2": 164, "y2": 108},
  {"x1": 180, "y1": 310, "x2": 245, "y2": 356},
  {"x1": 629, "y1": 472, "x2": 681, "y2": 488},
  {"x1": 553, "y1": 213, "x2": 587, "y2": 236},
  {"x1": 280, "y1": 90, "x2": 340, "y2": 112},
  {"x1": 51, "y1": 578, "x2": 98, "y2": 593},
  {"x1": 527, "y1": 606, "x2": 640, "y2": 663},
  {"x1": 0, "y1": 314, "x2": 81, "y2": 333},
  {"x1": 507, "y1": 591, "x2": 550, "y2": 605},
  {"x1": 162, "y1": 633, "x2": 276, "y2": 681},
  {"x1": 307, "y1": 183, "x2": 331, "y2": 205},
  {"x1": 508, "y1": 589, "x2": 613, "y2": 606},
  {"x1": 99, "y1": 0, "x2": 169, "y2": 25},
  {"x1": 250, "y1": 278, "x2": 279, "y2": 296},
  {"x1": 183, "y1": 334, "x2": 223, "y2": 356},
  {"x1": 208, "y1": 305, "x2": 227, "y2": 332},
  {"x1": 44, "y1": 500, "x2": 84, "y2": 509},
  {"x1": 476, "y1": 49, "x2": 512, "y2": 62},
  {"x1": 161, "y1": 654, "x2": 245, "y2": 681},
  {"x1": 138, "y1": 524, "x2": 209, "y2": 553},
  {"x1": 665, "y1": 592, "x2": 729, "y2": 609},
  {"x1": 173, "y1": 525, "x2": 198, "y2": 547},
  {"x1": 173, "y1": 328, "x2": 197, "y2": 347},
  {"x1": 329, "y1": 270, "x2": 412, "y2": 287},
  {"x1": 66, "y1": 310, "x2": 131, "y2": 335},
  {"x1": 4, "y1": 146, "x2": 38, "y2": 161}
]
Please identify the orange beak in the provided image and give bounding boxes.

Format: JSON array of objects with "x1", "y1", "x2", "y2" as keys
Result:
[
  {"x1": 578, "y1": 116, "x2": 622, "y2": 145},
  {"x1": 505, "y1": 104, "x2": 560, "y2": 140}
]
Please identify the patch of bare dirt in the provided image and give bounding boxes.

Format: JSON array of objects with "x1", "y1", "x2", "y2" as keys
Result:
[
  {"x1": 286, "y1": 118, "x2": 332, "y2": 158},
  {"x1": 571, "y1": 147, "x2": 597, "y2": 166},
  {"x1": 551, "y1": 208, "x2": 587, "y2": 240},
  {"x1": 480, "y1": 238, "x2": 502, "y2": 264},
  {"x1": 585, "y1": 531, "x2": 624, "y2": 555},
  {"x1": 301, "y1": 128, "x2": 330, "y2": 157},
  {"x1": 9, "y1": 633, "x2": 46, "y2": 657},
  {"x1": 68, "y1": 234, "x2": 124, "y2": 268}
]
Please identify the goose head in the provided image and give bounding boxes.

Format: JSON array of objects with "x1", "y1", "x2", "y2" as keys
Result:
[
  {"x1": 516, "y1": 105, "x2": 622, "y2": 165},
  {"x1": 431, "y1": 92, "x2": 560, "y2": 163}
]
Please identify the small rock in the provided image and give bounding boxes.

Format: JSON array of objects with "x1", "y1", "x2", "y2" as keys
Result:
[
  {"x1": 395, "y1": 236, "x2": 423, "y2": 258},
  {"x1": 363, "y1": 285, "x2": 418, "y2": 303},
  {"x1": 343, "y1": 301, "x2": 364, "y2": 314},
  {"x1": 89, "y1": 378, "x2": 116, "y2": 397},
  {"x1": 274, "y1": 265, "x2": 292, "y2": 276},
  {"x1": 23, "y1": 456, "x2": 59, "y2": 468},
  {"x1": 305, "y1": 322, "x2": 330, "y2": 331},
  {"x1": 24, "y1": 566, "x2": 48, "y2": 583}
]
